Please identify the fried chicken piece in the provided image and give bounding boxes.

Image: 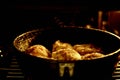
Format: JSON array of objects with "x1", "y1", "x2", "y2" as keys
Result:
[
  {"x1": 25, "y1": 44, "x2": 51, "y2": 58},
  {"x1": 52, "y1": 40, "x2": 73, "y2": 52},
  {"x1": 73, "y1": 44, "x2": 102, "y2": 55},
  {"x1": 82, "y1": 52, "x2": 105, "y2": 60},
  {"x1": 52, "y1": 48, "x2": 82, "y2": 61}
]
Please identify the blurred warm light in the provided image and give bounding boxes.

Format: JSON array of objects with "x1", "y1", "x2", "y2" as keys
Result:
[
  {"x1": 86, "y1": 24, "x2": 92, "y2": 29},
  {"x1": 98, "y1": 11, "x2": 103, "y2": 29},
  {"x1": 1, "y1": 54, "x2": 3, "y2": 57},
  {"x1": 114, "y1": 11, "x2": 120, "y2": 13},
  {"x1": 102, "y1": 21, "x2": 107, "y2": 26},
  {"x1": 114, "y1": 29, "x2": 119, "y2": 35},
  {"x1": 107, "y1": 10, "x2": 120, "y2": 36},
  {"x1": 0, "y1": 50, "x2": 2, "y2": 53}
]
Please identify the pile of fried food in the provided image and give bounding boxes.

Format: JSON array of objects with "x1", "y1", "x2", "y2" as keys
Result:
[{"x1": 25, "y1": 40, "x2": 105, "y2": 60}]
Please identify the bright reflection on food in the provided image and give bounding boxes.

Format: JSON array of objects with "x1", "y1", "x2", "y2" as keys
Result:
[{"x1": 25, "y1": 40, "x2": 105, "y2": 60}]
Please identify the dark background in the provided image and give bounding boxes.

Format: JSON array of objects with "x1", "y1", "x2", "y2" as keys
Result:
[
  {"x1": 1, "y1": 0, "x2": 120, "y2": 46},
  {"x1": 0, "y1": 1, "x2": 120, "y2": 80}
]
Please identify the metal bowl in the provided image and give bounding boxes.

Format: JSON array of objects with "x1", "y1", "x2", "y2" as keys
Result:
[{"x1": 13, "y1": 27, "x2": 120, "y2": 80}]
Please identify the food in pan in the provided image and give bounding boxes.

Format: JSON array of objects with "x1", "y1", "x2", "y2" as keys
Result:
[
  {"x1": 52, "y1": 48, "x2": 82, "y2": 60},
  {"x1": 52, "y1": 40, "x2": 73, "y2": 52},
  {"x1": 25, "y1": 40, "x2": 105, "y2": 60},
  {"x1": 73, "y1": 44, "x2": 104, "y2": 60},
  {"x1": 51, "y1": 40, "x2": 82, "y2": 60},
  {"x1": 73, "y1": 44, "x2": 102, "y2": 55},
  {"x1": 25, "y1": 44, "x2": 51, "y2": 58},
  {"x1": 82, "y1": 52, "x2": 105, "y2": 60}
]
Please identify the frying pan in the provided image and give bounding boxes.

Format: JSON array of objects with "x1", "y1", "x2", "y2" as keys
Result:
[{"x1": 13, "y1": 27, "x2": 120, "y2": 80}]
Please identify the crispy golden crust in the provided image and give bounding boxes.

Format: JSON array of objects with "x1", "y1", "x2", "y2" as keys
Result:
[
  {"x1": 25, "y1": 40, "x2": 105, "y2": 60},
  {"x1": 25, "y1": 44, "x2": 50, "y2": 58},
  {"x1": 73, "y1": 44, "x2": 102, "y2": 55},
  {"x1": 52, "y1": 48, "x2": 82, "y2": 61},
  {"x1": 52, "y1": 40, "x2": 73, "y2": 52},
  {"x1": 82, "y1": 52, "x2": 105, "y2": 60}
]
